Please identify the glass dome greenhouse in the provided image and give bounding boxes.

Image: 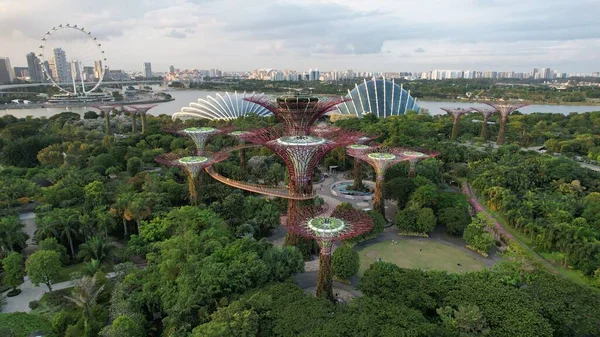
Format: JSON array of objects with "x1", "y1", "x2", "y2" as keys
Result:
[
  {"x1": 336, "y1": 78, "x2": 419, "y2": 118},
  {"x1": 172, "y1": 91, "x2": 272, "y2": 121}
]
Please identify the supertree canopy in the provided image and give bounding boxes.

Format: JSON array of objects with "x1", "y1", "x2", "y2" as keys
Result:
[
  {"x1": 121, "y1": 106, "x2": 139, "y2": 134},
  {"x1": 155, "y1": 152, "x2": 228, "y2": 206},
  {"x1": 483, "y1": 102, "x2": 528, "y2": 145},
  {"x1": 347, "y1": 137, "x2": 380, "y2": 191},
  {"x1": 168, "y1": 126, "x2": 234, "y2": 155},
  {"x1": 291, "y1": 206, "x2": 373, "y2": 301},
  {"x1": 244, "y1": 94, "x2": 349, "y2": 136},
  {"x1": 92, "y1": 105, "x2": 119, "y2": 136},
  {"x1": 400, "y1": 148, "x2": 440, "y2": 178},
  {"x1": 440, "y1": 107, "x2": 472, "y2": 141},
  {"x1": 347, "y1": 147, "x2": 410, "y2": 217},
  {"x1": 470, "y1": 107, "x2": 496, "y2": 141}
]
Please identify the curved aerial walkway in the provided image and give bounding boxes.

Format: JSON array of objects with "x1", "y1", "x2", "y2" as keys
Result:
[{"x1": 206, "y1": 144, "x2": 317, "y2": 200}]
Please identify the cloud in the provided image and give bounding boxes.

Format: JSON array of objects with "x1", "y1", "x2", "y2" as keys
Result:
[
  {"x1": 167, "y1": 29, "x2": 187, "y2": 39},
  {"x1": 414, "y1": 47, "x2": 425, "y2": 53}
]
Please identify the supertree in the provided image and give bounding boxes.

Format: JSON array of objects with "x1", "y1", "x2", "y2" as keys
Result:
[
  {"x1": 91, "y1": 105, "x2": 119, "y2": 136},
  {"x1": 310, "y1": 125, "x2": 341, "y2": 138},
  {"x1": 291, "y1": 205, "x2": 373, "y2": 301},
  {"x1": 483, "y1": 102, "x2": 528, "y2": 145},
  {"x1": 121, "y1": 106, "x2": 139, "y2": 134},
  {"x1": 155, "y1": 152, "x2": 228, "y2": 206},
  {"x1": 399, "y1": 148, "x2": 440, "y2": 178},
  {"x1": 245, "y1": 95, "x2": 349, "y2": 136},
  {"x1": 129, "y1": 104, "x2": 157, "y2": 135},
  {"x1": 240, "y1": 126, "x2": 360, "y2": 246},
  {"x1": 229, "y1": 130, "x2": 251, "y2": 170},
  {"x1": 347, "y1": 136, "x2": 379, "y2": 191},
  {"x1": 470, "y1": 107, "x2": 497, "y2": 141},
  {"x1": 440, "y1": 108, "x2": 472, "y2": 141},
  {"x1": 347, "y1": 147, "x2": 410, "y2": 218},
  {"x1": 166, "y1": 126, "x2": 234, "y2": 155}
]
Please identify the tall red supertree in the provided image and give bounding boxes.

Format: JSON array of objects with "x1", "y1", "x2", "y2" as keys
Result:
[
  {"x1": 245, "y1": 95, "x2": 350, "y2": 136},
  {"x1": 129, "y1": 104, "x2": 157, "y2": 135},
  {"x1": 441, "y1": 108, "x2": 472, "y2": 141},
  {"x1": 483, "y1": 102, "x2": 528, "y2": 145},
  {"x1": 291, "y1": 205, "x2": 373, "y2": 301},
  {"x1": 155, "y1": 152, "x2": 228, "y2": 206},
  {"x1": 399, "y1": 148, "x2": 440, "y2": 178},
  {"x1": 240, "y1": 126, "x2": 360, "y2": 246},
  {"x1": 229, "y1": 131, "x2": 251, "y2": 170},
  {"x1": 470, "y1": 107, "x2": 497, "y2": 141},
  {"x1": 347, "y1": 147, "x2": 410, "y2": 218}
]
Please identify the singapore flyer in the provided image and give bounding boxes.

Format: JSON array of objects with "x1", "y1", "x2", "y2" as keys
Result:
[{"x1": 38, "y1": 24, "x2": 109, "y2": 101}]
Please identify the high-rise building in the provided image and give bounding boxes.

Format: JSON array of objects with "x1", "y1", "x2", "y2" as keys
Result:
[
  {"x1": 144, "y1": 62, "x2": 152, "y2": 78},
  {"x1": 309, "y1": 68, "x2": 320, "y2": 81},
  {"x1": 94, "y1": 60, "x2": 103, "y2": 80},
  {"x1": 169, "y1": 65, "x2": 175, "y2": 73},
  {"x1": 83, "y1": 66, "x2": 94, "y2": 81},
  {"x1": 13, "y1": 67, "x2": 29, "y2": 79},
  {"x1": 49, "y1": 48, "x2": 71, "y2": 83},
  {"x1": 0, "y1": 57, "x2": 14, "y2": 84},
  {"x1": 26, "y1": 52, "x2": 44, "y2": 82}
]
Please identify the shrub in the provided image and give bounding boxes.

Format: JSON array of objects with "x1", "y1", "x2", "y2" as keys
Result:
[
  {"x1": 438, "y1": 206, "x2": 470, "y2": 235},
  {"x1": 395, "y1": 207, "x2": 419, "y2": 233},
  {"x1": 28, "y1": 300, "x2": 39, "y2": 310},
  {"x1": 463, "y1": 214, "x2": 495, "y2": 254},
  {"x1": 332, "y1": 245, "x2": 359, "y2": 280},
  {"x1": 38, "y1": 237, "x2": 69, "y2": 265},
  {"x1": 416, "y1": 207, "x2": 437, "y2": 234}
]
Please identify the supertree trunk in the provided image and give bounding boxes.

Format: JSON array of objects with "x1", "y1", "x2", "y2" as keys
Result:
[
  {"x1": 316, "y1": 251, "x2": 334, "y2": 301},
  {"x1": 284, "y1": 178, "x2": 314, "y2": 252},
  {"x1": 497, "y1": 115, "x2": 508, "y2": 145},
  {"x1": 408, "y1": 160, "x2": 417, "y2": 178},
  {"x1": 104, "y1": 113, "x2": 110, "y2": 136},
  {"x1": 239, "y1": 147, "x2": 246, "y2": 171},
  {"x1": 373, "y1": 173, "x2": 385, "y2": 218},
  {"x1": 481, "y1": 116, "x2": 488, "y2": 140},
  {"x1": 451, "y1": 116, "x2": 459, "y2": 141},
  {"x1": 187, "y1": 174, "x2": 200, "y2": 206},
  {"x1": 130, "y1": 111, "x2": 137, "y2": 134},
  {"x1": 352, "y1": 157, "x2": 364, "y2": 191},
  {"x1": 140, "y1": 112, "x2": 148, "y2": 135}
]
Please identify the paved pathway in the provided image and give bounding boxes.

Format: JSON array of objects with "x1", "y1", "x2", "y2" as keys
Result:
[{"x1": 1, "y1": 272, "x2": 117, "y2": 313}]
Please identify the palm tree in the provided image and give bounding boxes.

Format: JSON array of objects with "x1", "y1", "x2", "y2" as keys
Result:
[
  {"x1": 59, "y1": 218, "x2": 79, "y2": 258},
  {"x1": 0, "y1": 216, "x2": 28, "y2": 252},
  {"x1": 113, "y1": 191, "x2": 135, "y2": 237},
  {"x1": 82, "y1": 259, "x2": 103, "y2": 276},
  {"x1": 35, "y1": 217, "x2": 59, "y2": 242},
  {"x1": 65, "y1": 275, "x2": 105, "y2": 335},
  {"x1": 78, "y1": 236, "x2": 114, "y2": 263}
]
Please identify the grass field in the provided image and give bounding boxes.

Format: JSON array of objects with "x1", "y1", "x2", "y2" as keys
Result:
[{"x1": 358, "y1": 239, "x2": 486, "y2": 275}]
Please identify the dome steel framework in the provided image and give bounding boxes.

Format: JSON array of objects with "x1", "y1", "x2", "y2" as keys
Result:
[
  {"x1": 336, "y1": 78, "x2": 420, "y2": 118},
  {"x1": 172, "y1": 91, "x2": 272, "y2": 121}
]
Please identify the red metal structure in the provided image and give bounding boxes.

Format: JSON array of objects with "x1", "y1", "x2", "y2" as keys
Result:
[
  {"x1": 347, "y1": 135, "x2": 380, "y2": 190},
  {"x1": 470, "y1": 107, "x2": 497, "y2": 141},
  {"x1": 440, "y1": 107, "x2": 472, "y2": 141},
  {"x1": 290, "y1": 206, "x2": 374, "y2": 301},
  {"x1": 155, "y1": 152, "x2": 228, "y2": 206},
  {"x1": 347, "y1": 147, "x2": 411, "y2": 217},
  {"x1": 165, "y1": 125, "x2": 234, "y2": 155},
  {"x1": 121, "y1": 106, "x2": 139, "y2": 134},
  {"x1": 483, "y1": 102, "x2": 528, "y2": 145},
  {"x1": 91, "y1": 104, "x2": 120, "y2": 136},
  {"x1": 245, "y1": 95, "x2": 350, "y2": 136}
]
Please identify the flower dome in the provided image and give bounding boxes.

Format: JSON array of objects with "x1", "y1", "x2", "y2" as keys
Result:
[
  {"x1": 172, "y1": 91, "x2": 272, "y2": 121},
  {"x1": 336, "y1": 78, "x2": 419, "y2": 118}
]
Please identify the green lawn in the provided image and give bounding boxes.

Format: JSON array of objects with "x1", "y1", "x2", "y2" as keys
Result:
[{"x1": 357, "y1": 239, "x2": 486, "y2": 275}]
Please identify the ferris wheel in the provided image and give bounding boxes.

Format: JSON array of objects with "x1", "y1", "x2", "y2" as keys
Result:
[{"x1": 38, "y1": 24, "x2": 107, "y2": 95}]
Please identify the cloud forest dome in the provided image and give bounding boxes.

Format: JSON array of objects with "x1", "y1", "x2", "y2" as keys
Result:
[
  {"x1": 172, "y1": 91, "x2": 272, "y2": 121},
  {"x1": 336, "y1": 78, "x2": 420, "y2": 118}
]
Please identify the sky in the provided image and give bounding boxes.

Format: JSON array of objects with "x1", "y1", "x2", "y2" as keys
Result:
[{"x1": 1, "y1": 0, "x2": 599, "y2": 73}]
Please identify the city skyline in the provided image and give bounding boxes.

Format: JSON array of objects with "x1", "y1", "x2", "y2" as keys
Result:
[{"x1": 1, "y1": 0, "x2": 599, "y2": 73}]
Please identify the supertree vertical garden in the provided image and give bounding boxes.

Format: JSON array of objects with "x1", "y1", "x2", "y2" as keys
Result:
[
  {"x1": 347, "y1": 147, "x2": 410, "y2": 218},
  {"x1": 441, "y1": 108, "x2": 472, "y2": 141},
  {"x1": 400, "y1": 148, "x2": 440, "y2": 178},
  {"x1": 470, "y1": 107, "x2": 497, "y2": 141},
  {"x1": 484, "y1": 102, "x2": 528, "y2": 145},
  {"x1": 130, "y1": 104, "x2": 157, "y2": 135},
  {"x1": 168, "y1": 126, "x2": 234, "y2": 156},
  {"x1": 292, "y1": 206, "x2": 373, "y2": 301},
  {"x1": 240, "y1": 125, "x2": 360, "y2": 247},
  {"x1": 155, "y1": 152, "x2": 228, "y2": 206}
]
